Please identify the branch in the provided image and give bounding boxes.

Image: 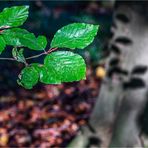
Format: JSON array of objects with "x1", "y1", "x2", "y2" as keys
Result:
[
  {"x1": 26, "y1": 52, "x2": 46, "y2": 60},
  {"x1": 0, "y1": 57, "x2": 15, "y2": 61},
  {"x1": 26, "y1": 47, "x2": 58, "y2": 60},
  {"x1": 0, "y1": 47, "x2": 58, "y2": 61}
]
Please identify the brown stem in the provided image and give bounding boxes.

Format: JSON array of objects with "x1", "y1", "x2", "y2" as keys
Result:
[
  {"x1": 47, "y1": 47, "x2": 58, "y2": 54},
  {"x1": 26, "y1": 47, "x2": 58, "y2": 60},
  {"x1": 26, "y1": 52, "x2": 46, "y2": 60},
  {"x1": 0, "y1": 48, "x2": 58, "y2": 61}
]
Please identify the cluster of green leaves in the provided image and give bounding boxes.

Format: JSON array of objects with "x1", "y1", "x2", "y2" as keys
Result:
[{"x1": 0, "y1": 5, "x2": 99, "y2": 89}]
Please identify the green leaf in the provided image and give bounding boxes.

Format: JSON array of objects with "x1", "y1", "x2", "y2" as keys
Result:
[
  {"x1": 2, "y1": 28, "x2": 47, "y2": 50},
  {"x1": 12, "y1": 47, "x2": 26, "y2": 64},
  {"x1": 17, "y1": 66, "x2": 39, "y2": 89},
  {"x1": 51, "y1": 23, "x2": 99, "y2": 49},
  {"x1": 44, "y1": 51, "x2": 86, "y2": 84},
  {"x1": 31, "y1": 63, "x2": 61, "y2": 84},
  {"x1": 0, "y1": 6, "x2": 29, "y2": 29},
  {"x1": 37, "y1": 36, "x2": 47, "y2": 50},
  {"x1": 0, "y1": 35, "x2": 6, "y2": 54}
]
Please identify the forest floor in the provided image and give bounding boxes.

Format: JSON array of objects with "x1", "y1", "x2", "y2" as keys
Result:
[{"x1": 0, "y1": 67, "x2": 101, "y2": 147}]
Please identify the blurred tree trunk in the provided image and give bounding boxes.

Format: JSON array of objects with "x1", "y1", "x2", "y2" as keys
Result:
[{"x1": 69, "y1": 1, "x2": 148, "y2": 147}]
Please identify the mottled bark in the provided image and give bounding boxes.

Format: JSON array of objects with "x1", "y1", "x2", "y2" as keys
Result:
[{"x1": 70, "y1": 1, "x2": 148, "y2": 147}]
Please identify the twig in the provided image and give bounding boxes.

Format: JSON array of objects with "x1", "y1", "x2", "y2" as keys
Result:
[
  {"x1": 26, "y1": 47, "x2": 58, "y2": 60},
  {"x1": 0, "y1": 47, "x2": 58, "y2": 61},
  {"x1": 26, "y1": 52, "x2": 46, "y2": 60},
  {"x1": 0, "y1": 57, "x2": 15, "y2": 61}
]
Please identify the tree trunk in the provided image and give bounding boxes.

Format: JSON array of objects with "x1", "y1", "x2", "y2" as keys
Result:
[{"x1": 70, "y1": 1, "x2": 148, "y2": 147}]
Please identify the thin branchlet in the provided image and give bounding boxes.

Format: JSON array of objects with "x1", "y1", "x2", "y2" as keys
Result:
[
  {"x1": 0, "y1": 47, "x2": 58, "y2": 61},
  {"x1": 26, "y1": 47, "x2": 58, "y2": 60},
  {"x1": 0, "y1": 57, "x2": 15, "y2": 61}
]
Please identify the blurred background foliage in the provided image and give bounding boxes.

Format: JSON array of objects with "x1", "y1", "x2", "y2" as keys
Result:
[{"x1": 0, "y1": 0, "x2": 114, "y2": 91}]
